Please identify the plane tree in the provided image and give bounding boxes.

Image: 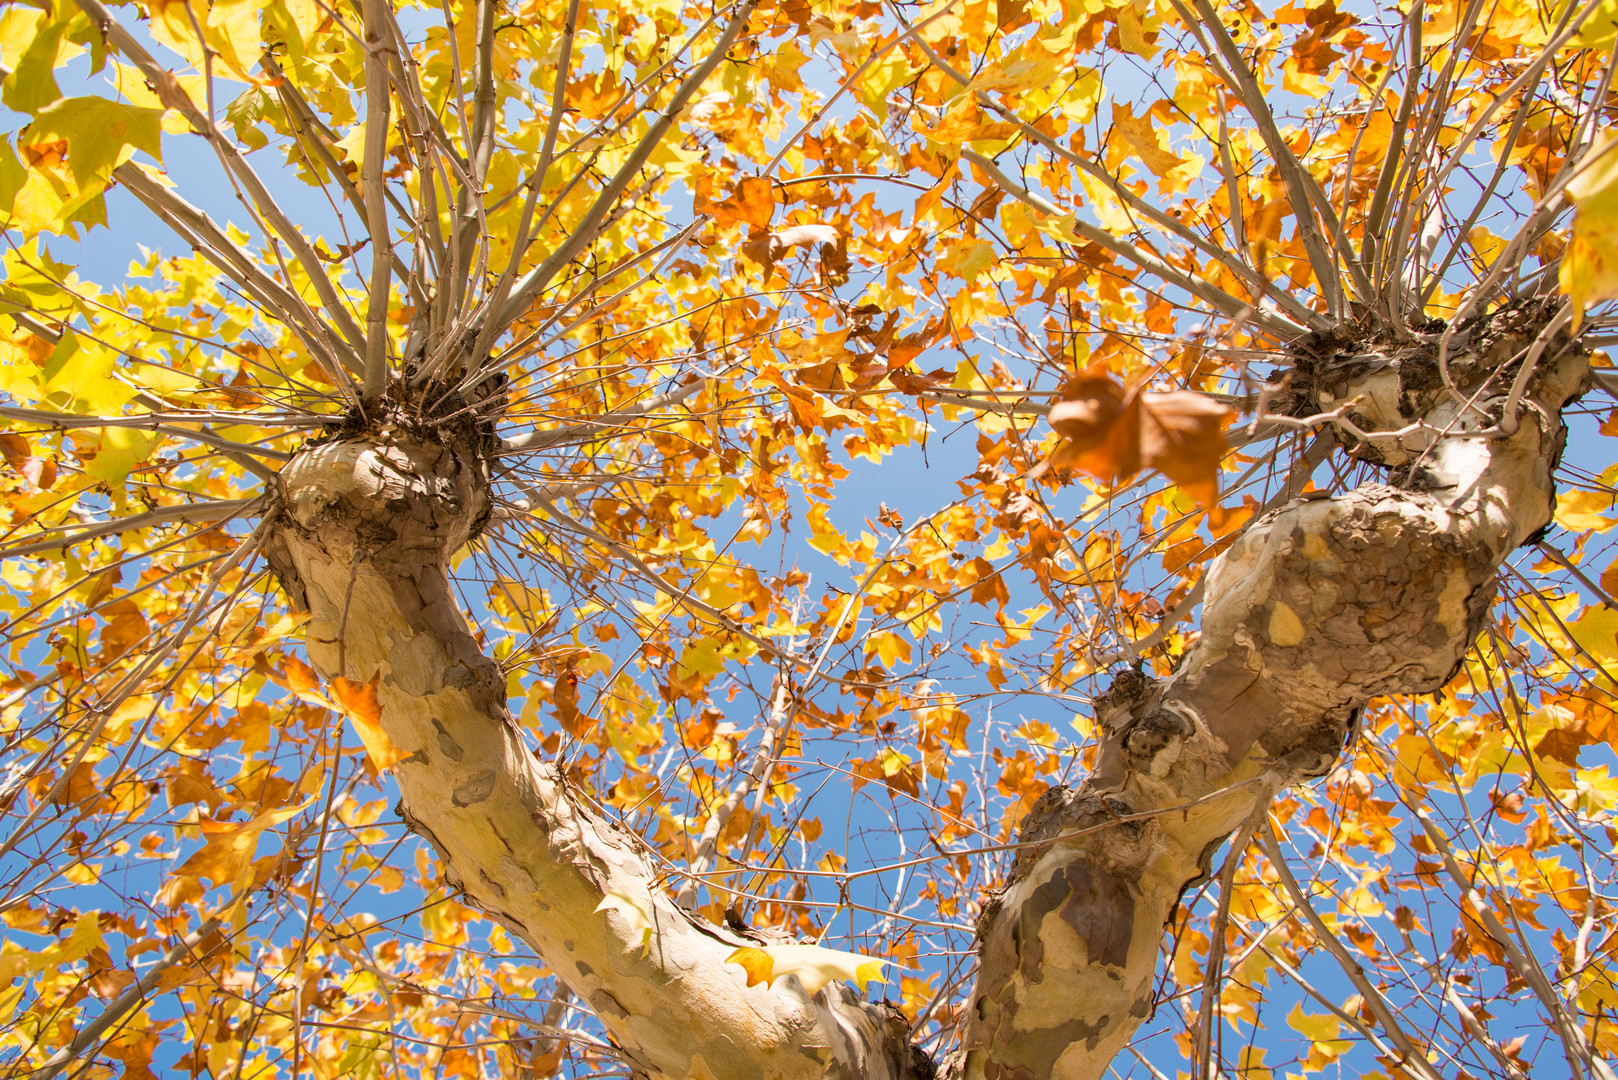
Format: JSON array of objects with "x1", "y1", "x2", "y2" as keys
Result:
[{"x1": 2, "y1": 0, "x2": 1618, "y2": 1078}]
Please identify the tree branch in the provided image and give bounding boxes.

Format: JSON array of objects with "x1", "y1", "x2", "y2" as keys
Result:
[
  {"x1": 267, "y1": 436, "x2": 925, "y2": 1080},
  {"x1": 955, "y1": 316, "x2": 1589, "y2": 1078}
]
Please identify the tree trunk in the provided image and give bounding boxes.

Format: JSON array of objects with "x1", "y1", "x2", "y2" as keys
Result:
[
  {"x1": 264, "y1": 415, "x2": 924, "y2": 1080},
  {"x1": 955, "y1": 304, "x2": 1588, "y2": 1080}
]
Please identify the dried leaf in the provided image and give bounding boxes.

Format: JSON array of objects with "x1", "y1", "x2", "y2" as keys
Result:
[
  {"x1": 740, "y1": 223, "x2": 842, "y2": 272},
  {"x1": 1137, "y1": 390, "x2": 1234, "y2": 509},
  {"x1": 1047, "y1": 369, "x2": 1231, "y2": 507}
]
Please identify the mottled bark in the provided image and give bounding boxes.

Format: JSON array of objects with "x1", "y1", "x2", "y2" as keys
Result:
[
  {"x1": 956, "y1": 307, "x2": 1589, "y2": 1080},
  {"x1": 265, "y1": 422, "x2": 922, "y2": 1080}
]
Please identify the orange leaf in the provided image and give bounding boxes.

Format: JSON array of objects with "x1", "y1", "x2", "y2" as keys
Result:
[
  {"x1": 171, "y1": 800, "x2": 311, "y2": 891},
  {"x1": 1137, "y1": 390, "x2": 1233, "y2": 509},
  {"x1": 1111, "y1": 102, "x2": 1185, "y2": 178},
  {"x1": 283, "y1": 655, "x2": 321, "y2": 696},
  {"x1": 712, "y1": 176, "x2": 775, "y2": 230},
  {"x1": 0, "y1": 432, "x2": 56, "y2": 489},
  {"x1": 332, "y1": 673, "x2": 404, "y2": 771},
  {"x1": 552, "y1": 668, "x2": 596, "y2": 738},
  {"x1": 1047, "y1": 371, "x2": 1140, "y2": 480},
  {"x1": 728, "y1": 946, "x2": 774, "y2": 987}
]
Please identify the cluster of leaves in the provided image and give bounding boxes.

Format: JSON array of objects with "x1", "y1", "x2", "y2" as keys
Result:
[{"x1": 1, "y1": 0, "x2": 1617, "y2": 1076}]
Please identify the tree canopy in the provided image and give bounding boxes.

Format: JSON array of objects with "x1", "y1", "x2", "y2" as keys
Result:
[{"x1": 3, "y1": 0, "x2": 1618, "y2": 1077}]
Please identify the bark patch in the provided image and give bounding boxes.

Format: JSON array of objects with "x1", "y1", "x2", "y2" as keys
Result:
[{"x1": 452, "y1": 769, "x2": 497, "y2": 806}]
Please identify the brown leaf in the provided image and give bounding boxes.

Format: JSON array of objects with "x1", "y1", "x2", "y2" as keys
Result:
[
  {"x1": 1137, "y1": 390, "x2": 1234, "y2": 509},
  {"x1": 740, "y1": 223, "x2": 842, "y2": 272},
  {"x1": 996, "y1": 0, "x2": 1030, "y2": 28},
  {"x1": 1047, "y1": 370, "x2": 1140, "y2": 478},
  {"x1": 0, "y1": 432, "x2": 56, "y2": 490},
  {"x1": 90, "y1": 967, "x2": 136, "y2": 1000},
  {"x1": 888, "y1": 366, "x2": 953, "y2": 394},
  {"x1": 552, "y1": 668, "x2": 596, "y2": 737},
  {"x1": 1046, "y1": 369, "x2": 1231, "y2": 507}
]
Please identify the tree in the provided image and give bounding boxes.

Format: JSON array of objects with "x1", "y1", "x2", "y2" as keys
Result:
[{"x1": 3, "y1": 0, "x2": 1618, "y2": 1076}]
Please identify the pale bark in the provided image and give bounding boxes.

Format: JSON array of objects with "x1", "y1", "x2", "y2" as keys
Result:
[
  {"x1": 266, "y1": 424, "x2": 924, "y2": 1080},
  {"x1": 954, "y1": 306, "x2": 1590, "y2": 1080}
]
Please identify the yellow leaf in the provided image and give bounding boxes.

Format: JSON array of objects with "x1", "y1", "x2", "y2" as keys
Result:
[
  {"x1": 869, "y1": 630, "x2": 912, "y2": 669},
  {"x1": 206, "y1": 0, "x2": 268, "y2": 83},
  {"x1": 1111, "y1": 102, "x2": 1185, "y2": 178},
  {"x1": 38, "y1": 332, "x2": 135, "y2": 414},
  {"x1": 1237, "y1": 1045, "x2": 1272, "y2": 1080},
  {"x1": 172, "y1": 799, "x2": 312, "y2": 891},
  {"x1": 1556, "y1": 489, "x2": 1617, "y2": 532},
  {"x1": 1562, "y1": 131, "x2": 1618, "y2": 329},
  {"x1": 725, "y1": 943, "x2": 887, "y2": 996},
  {"x1": 1076, "y1": 171, "x2": 1136, "y2": 234},
  {"x1": 81, "y1": 427, "x2": 157, "y2": 486},
  {"x1": 728, "y1": 945, "x2": 774, "y2": 987}
]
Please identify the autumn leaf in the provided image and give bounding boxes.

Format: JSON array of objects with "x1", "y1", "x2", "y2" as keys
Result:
[
  {"x1": 1556, "y1": 489, "x2": 1618, "y2": 532},
  {"x1": 1138, "y1": 390, "x2": 1235, "y2": 509},
  {"x1": 1110, "y1": 102, "x2": 1185, "y2": 178},
  {"x1": 740, "y1": 223, "x2": 842, "y2": 274},
  {"x1": 1046, "y1": 369, "x2": 1232, "y2": 506},
  {"x1": 24, "y1": 97, "x2": 164, "y2": 188},
  {"x1": 332, "y1": 673, "x2": 404, "y2": 771},
  {"x1": 1562, "y1": 131, "x2": 1618, "y2": 329},
  {"x1": 552, "y1": 666, "x2": 596, "y2": 737},
  {"x1": 726, "y1": 944, "x2": 887, "y2": 995},
  {"x1": 0, "y1": 431, "x2": 55, "y2": 489},
  {"x1": 169, "y1": 799, "x2": 312, "y2": 894},
  {"x1": 712, "y1": 176, "x2": 775, "y2": 230}
]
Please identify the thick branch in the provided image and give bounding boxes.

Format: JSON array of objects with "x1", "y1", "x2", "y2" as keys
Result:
[
  {"x1": 956, "y1": 316, "x2": 1590, "y2": 1080},
  {"x1": 266, "y1": 430, "x2": 922, "y2": 1080}
]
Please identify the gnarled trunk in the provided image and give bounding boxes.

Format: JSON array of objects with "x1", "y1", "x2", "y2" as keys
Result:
[
  {"x1": 264, "y1": 420, "x2": 922, "y2": 1080},
  {"x1": 956, "y1": 309, "x2": 1588, "y2": 1080}
]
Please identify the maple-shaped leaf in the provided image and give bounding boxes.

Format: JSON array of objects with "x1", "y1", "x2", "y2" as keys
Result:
[
  {"x1": 332, "y1": 673, "x2": 404, "y2": 771},
  {"x1": 1563, "y1": 131, "x2": 1618, "y2": 329},
  {"x1": 1110, "y1": 102, "x2": 1185, "y2": 179},
  {"x1": 1047, "y1": 369, "x2": 1232, "y2": 507},
  {"x1": 726, "y1": 943, "x2": 887, "y2": 996},
  {"x1": 170, "y1": 799, "x2": 312, "y2": 893},
  {"x1": 24, "y1": 96, "x2": 164, "y2": 187},
  {"x1": 712, "y1": 176, "x2": 775, "y2": 229}
]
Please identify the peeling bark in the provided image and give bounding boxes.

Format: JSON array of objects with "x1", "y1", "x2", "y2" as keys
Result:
[
  {"x1": 956, "y1": 310, "x2": 1589, "y2": 1080},
  {"x1": 265, "y1": 416, "x2": 923, "y2": 1080}
]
